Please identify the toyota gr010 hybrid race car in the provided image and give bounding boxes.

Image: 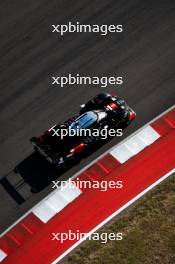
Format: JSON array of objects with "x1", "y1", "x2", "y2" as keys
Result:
[{"x1": 30, "y1": 93, "x2": 136, "y2": 168}]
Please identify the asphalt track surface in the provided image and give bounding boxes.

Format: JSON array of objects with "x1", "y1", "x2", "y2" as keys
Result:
[{"x1": 0, "y1": 0, "x2": 175, "y2": 234}]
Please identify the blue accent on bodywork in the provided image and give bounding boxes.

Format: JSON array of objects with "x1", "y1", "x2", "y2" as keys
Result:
[{"x1": 70, "y1": 111, "x2": 97, "y2": 129}]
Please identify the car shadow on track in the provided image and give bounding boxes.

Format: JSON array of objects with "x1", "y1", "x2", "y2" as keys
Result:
[
  {"x1": 14, "y1": 151, "x2": 63, "y2": 193},
  {"x1": 14, "y1": 138, "x2": 112, "y2": 193}
]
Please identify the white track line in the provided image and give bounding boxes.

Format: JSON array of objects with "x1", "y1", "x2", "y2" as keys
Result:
[{"x1": 0, "y1": 249, "x2": 7, "y2": 262}]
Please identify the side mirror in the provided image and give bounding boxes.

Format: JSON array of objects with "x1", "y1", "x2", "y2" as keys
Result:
[{"x1": 80, "y1": 104, "x2": 85, "y2": 109}]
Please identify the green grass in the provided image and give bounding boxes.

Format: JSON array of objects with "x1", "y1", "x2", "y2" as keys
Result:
[{"x1": 63, "y1": 174, "x2": 175, "y2": 264}]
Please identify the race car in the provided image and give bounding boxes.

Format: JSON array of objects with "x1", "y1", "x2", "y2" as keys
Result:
[{"x1": 30, "y1": 93, "x2": 136, "y2": 168}]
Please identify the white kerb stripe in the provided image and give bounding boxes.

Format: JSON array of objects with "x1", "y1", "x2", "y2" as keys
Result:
[
  {"x1": 60, "y1": 182, "x2": 82, "y2": 202},
  {"x1": 110, "y1": 125, "x2": 160, "y2": 163},
  {"x1": 0, "y1": 249, "x2": 7, "y2": 262},
  {"x1": 137, "y1": 125, "x2": 160, "y2": 145},
  {"x1": 33, "y1": 183, "x2": 81, "y2": 223},
  {"x1": 32, "y1": 202, "x2": 57, "y2": 223},
  {"x1": 110, "y1": 143, "x2": 133, "y2": 163}
]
